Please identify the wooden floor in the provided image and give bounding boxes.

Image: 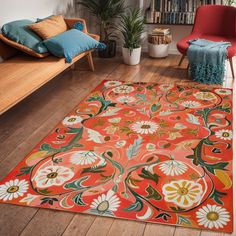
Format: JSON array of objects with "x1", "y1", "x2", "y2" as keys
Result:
[{"x1": 0, "y1": 54, "x2": 235, "y2": 236}]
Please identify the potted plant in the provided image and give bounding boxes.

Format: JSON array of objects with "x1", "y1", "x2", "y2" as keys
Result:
[
  {"x1": 119, "y1": 8, "x2": 145, "y2": 66},
  {"x1": 78, "y1": 0, "x2": 125, "y2": 58}
]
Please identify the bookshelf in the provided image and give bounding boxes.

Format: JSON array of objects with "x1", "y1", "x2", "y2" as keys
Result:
[{"x1": 145, "y1": 0, "x2": 224, "y2": 25}]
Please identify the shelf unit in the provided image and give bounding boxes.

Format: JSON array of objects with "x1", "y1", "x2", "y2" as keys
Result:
[{"x1": 144, "y1": 0, "x2": 224, "y2": 25}]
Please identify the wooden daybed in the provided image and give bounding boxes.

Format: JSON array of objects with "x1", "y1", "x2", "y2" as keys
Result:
[{"x1": 0, "y1": 18, "x2": 99, "y2": 115}]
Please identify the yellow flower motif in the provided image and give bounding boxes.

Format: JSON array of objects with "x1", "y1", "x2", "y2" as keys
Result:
[
  {"x1": 193, "y1": 92, "x2": 217, "y2": 101},
  {"x1": 104, "y1": 125, "x2": 119, "y2": 134},
  {"x1": 167, "y1": 131, "x2": 183, "y2": 140},
  {"x1": 162, "y1": 180, "x2": 203, "y2": 208}
]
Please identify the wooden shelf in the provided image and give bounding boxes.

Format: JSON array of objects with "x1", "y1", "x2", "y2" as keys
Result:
[{"x1": 145, "y1": 23, "x2": 193, "y2": 26}]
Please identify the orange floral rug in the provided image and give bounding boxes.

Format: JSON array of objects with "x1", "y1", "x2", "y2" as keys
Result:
[{"x1": 0, "y1": 81, "x2": 233, "y2": 232}]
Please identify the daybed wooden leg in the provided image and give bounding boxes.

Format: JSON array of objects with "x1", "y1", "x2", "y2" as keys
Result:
[
  {"x1": 178, "y1": 55, "x2": 185, "y2": 66},
  {"x1": 229, "y1": 58, "x2": 235, "y2": 79},
  {"x1": 87, "y1": 52, "x2": 95, "y2": 72}
]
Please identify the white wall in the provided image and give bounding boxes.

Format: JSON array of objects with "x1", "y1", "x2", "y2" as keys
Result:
[{"x1": 0, "y1": 0, "x2": 75, "y2": 27}]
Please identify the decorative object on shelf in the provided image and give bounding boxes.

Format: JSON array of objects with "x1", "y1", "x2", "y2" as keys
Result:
[
  {"x1": 148, "y1": 28, "x2": 172, "y2": 58},
  {"x1": 145, "y1": 0, "x2": 158, "y2": 23},
  {"x1": 78, "y1": 0, "x2": 125, "y2": 58},
  {"x1": 144, "y1": 0, "x2": 224, "y2": 25},
  {"x1": 119, "y1": 8, "x2": 145, "y2": 65}
]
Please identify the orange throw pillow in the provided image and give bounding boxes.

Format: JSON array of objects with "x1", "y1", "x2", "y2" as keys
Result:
[
  {"x1": 28, "y1": 15, "x2": 67, "y2": 40},
  {"x1": 0, "y1": 34, "x2": 48, "y2": 58}
]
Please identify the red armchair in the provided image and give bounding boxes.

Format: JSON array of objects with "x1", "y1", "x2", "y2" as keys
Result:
[{"x1": 177, "y1": 5, "x2": 236, "y2": 78}]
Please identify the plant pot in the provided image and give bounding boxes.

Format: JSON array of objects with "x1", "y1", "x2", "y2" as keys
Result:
[
  {"x1": 122, "y1": 47, "x2": 141, "y2": 66},
  {"x1": 98, "y1": 40, "x2": 116, "y2": 58},
  {"x1": 148, "y1": 43, "x2": 170, "y2": 58}
]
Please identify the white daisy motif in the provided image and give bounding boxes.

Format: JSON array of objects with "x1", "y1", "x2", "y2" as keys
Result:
[
  {"x1": 34, "y1": 166, "x2": 74, "y2": 188},
  {"x1": 215, "y1": 129, "x2": 233, "y2": 141},
  {"x1": 113, "y1": 85, "x2": 134, "y2": 94},
  {"x1": 104, "y1": 81, "x2": 122, "y2": 88},
  {"x1": 116, "y1": 96, "x2": 136, "y2": 104},
  {"x1": 90, "y1": 190, "x2": 121, "y2": 215},
  {"x1": 162, "y1": 180, "x2": 203, "y2": 208},
  {"x1": 62, "y1": 115, "x2": 83, "y2": 126},
  {"x1": 159, "y1": 160, "x2": 188, "y2": 176},
  {"x1": 131, "y1": 121, "x2": 159, "y2": 134},
  {"x1": 181, "y1": 101, "x2": 201, "y2": 108},
  {"x1": 0, "y1": 179, "x2": 28, "y2": 201},
  {"x1": 196, "y1": 204, "x2": 230, "y2": 229},
  {"x1": 70, "y1": 151, "x2": 99, "y2": 165},
  {"x1": 215, "y1": 89, "x2": 232, "y2": 95}
]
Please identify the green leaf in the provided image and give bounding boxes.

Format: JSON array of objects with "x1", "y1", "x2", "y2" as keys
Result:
[
  {"x1": 139, "y1": 168, "x2": 160, "y2": 185},
  {"x1": 40, "y1": 197, "x2": 58, "y2": 205},
  {"x1": 67, "y1": 127, "x2": 82, "y2": 134},
  {"x1": 151, "y1": 103, "x2": 161, "y2": 113},
  {"x1": 177, "y1": 86, "x2": 184, "y2": 92},
  {"x1": 177, "y1": 215, "x2": 191, "y2": 225},
  {"x1": 112, "y1": 185, "x2": 118, "y2": 192},
  {"x1": 186, "y1": 139, "x2": 204, "y2": 166},
  {"x1": 64, "y1": 176, "x2": 88, "y2": 190},
  {"x1": 16, "y1": 166, "x2": 33, "y2": 176},
  {"x1": 81, "y1": 165, "x2": 106, "y2": 174},
  {"x1": 40, "y1": 143, "x2": 53, "y2": 152},
  {"x1": 107, "y1": 151, "x2": 113, "y2": 158},
  {"x1": 73, "y1": 192, "x2": 86, "y2": 206},
  {"x1": 123, "y1": 197, "x2": 143, "y2": 212},
  {"x1": 156, "y1": 213, "x2": 171, "y2": 221},
  {"x1": 206, "y1": 162, "x2": 229, "y2": 175},
  {"x1": 126, "y1": 137, "x2": 143, "y2": 160},
  {"x1": 146, "y1": 185, "x2": 162, "y2": 201},
  {"x1": 146, "y1": 84, "x2": 157, "y2": 90},
  {"x1": 210, "y1": 189, "x2": 227, "y2": 205},
  {"x1": 103, "y1": 153, "x2": 124, "y2": 175}
]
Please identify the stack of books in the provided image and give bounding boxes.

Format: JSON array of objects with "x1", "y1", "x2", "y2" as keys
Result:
[
  {"x1": 145, "y1": 0, "x2": 223, "y2": 25},
  {"x1": 152, "y1": 28, "x2": 170, "y2": 35}
]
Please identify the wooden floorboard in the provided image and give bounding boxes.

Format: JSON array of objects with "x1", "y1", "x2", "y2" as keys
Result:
[{"x1": 0, "y1": 55, "x2": 234, "y2": 236}]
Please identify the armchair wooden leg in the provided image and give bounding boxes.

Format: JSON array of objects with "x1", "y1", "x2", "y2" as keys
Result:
[
  {"x1": 178, "y1": 55, "x2": 185, "y2": 66},
  {"x1": 87, "y1": 52, "x2": 95, "y2": 72},
  {"x1": 229, "y1": 58, "x2": 235, "y2": 79}
]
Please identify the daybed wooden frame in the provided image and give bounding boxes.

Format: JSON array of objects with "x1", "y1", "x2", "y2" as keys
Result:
[{"x1": 0, "y1": 18, "x2": 99, "y2": 115}]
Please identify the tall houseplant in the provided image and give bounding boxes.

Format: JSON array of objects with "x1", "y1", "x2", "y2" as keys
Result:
[
  {"x1": 119, "y1": 8, "x2": 145, "y2": 65},
  {"x1": 78, "y1": 0, "x2": 125, "y2": 58}
]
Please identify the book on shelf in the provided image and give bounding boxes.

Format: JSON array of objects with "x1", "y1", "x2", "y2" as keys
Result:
[{"x1": 145, "y1": 0, "x2": 223, "y2": 25}]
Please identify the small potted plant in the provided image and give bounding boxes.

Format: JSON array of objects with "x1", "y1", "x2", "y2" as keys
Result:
[
  {"x1": 119, "y1": 8, "x2": 145, "y2": 65},
  {"x1": 78, "y1": 0, "x2": 125, "y2": 58}
]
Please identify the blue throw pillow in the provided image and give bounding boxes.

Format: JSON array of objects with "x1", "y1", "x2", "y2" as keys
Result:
[
  {"x1": 2, "y1": 20, "x2": 48, "y2": 54},
  {"x1": 73, "y1": 22, "x2": 84, "y2": 31},
  {"x1": 43, "y1": 29, "x2": 106, "y2": 63}
]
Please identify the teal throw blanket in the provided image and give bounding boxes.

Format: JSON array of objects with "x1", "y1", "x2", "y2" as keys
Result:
[{"x1": 187, "y1": 39, "x2": 231, "y2": 85}]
